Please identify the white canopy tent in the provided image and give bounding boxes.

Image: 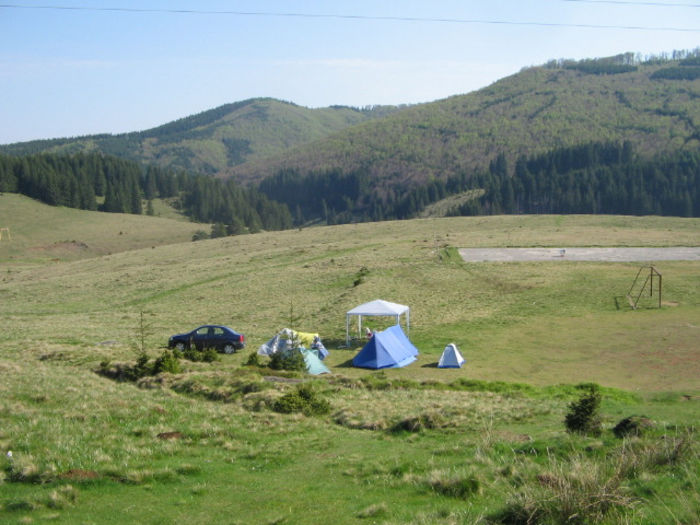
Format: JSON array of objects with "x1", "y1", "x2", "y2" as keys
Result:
[{"x1": 345, "y1": 299, "x2": 410, "y2": 345}]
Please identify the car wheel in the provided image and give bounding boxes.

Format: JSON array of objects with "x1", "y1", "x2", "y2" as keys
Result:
[
  {"x1": 223, "y1": 343, "x2": 236, "y2": 354},
  {"x1": 175, "y1": 342, "x2": 186, "y2": 351}
]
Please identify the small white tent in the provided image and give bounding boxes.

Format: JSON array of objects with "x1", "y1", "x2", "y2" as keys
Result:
[
  {"x1": 438, "y1": 343, "x2": 465, "y2": 368},
  {"x1": 345, "y1": 299, "x2": 410, "y2": 345}
]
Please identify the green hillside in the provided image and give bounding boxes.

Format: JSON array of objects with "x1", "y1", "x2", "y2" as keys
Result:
[
  {"x1": 1, "y1": 213, "x2": 699, "y2": 523},
  {"x1": 229, "y1": 58, "x2": 700, "y2": 187},
  {"x1": 0, "y1": 193, "x2": 207, "y2": 263},
  {"x1": 0, "y1": 99, "x2": 397, "y2": 175},
  {"x1": 1, "y1": 54, "x2": 699, "y2": 228}
]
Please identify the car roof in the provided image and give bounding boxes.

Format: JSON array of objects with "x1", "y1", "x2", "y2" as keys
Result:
[{"x1": 196, "y1": 325, "x2": 239, "y2": 333}]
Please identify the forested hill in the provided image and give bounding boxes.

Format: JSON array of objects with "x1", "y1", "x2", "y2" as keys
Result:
[
  {"x1": 0, "y1": 153, "x2": 293, "y2": 234},
  {"x1": 229, "y1": 55, "x2": 700, "y2": 188},
  {"x1": 0, "y1": 99, "x2": 398, "y2": 175},
  {"x1": 2, "y1": 53, "x2": 699, "y2": 229}
]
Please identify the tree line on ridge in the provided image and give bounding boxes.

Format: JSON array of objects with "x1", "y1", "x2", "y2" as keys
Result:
[
  {"x1": 259, "y1": 141, "x2": 700, "y2": 224},
  {"x1": 1, "y1": 142, "x2": 698, "y2": 235},
  {"x1": 0, "y1": 152, "x2": 292, "y2": 233}
]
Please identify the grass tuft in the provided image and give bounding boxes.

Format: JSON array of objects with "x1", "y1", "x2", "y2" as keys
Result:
[{"x1": 357, "y1": 502, "x2": 388, "y2": 519}]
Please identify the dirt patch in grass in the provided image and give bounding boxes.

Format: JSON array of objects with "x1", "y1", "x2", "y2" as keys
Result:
[
  {"x1": 31, "y1": 241, "x2": 90, "y2": 253},
  {"x1": 156, "y1": 431, "x2": 184, "y2": 440},
  {"x1": 60, "y1": 469, "x2": 100, "y2": 480}
]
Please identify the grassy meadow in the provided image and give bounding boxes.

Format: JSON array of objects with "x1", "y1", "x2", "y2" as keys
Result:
[
  {"x1": 0, "y1": 193, "x2": 204, "y2": 264},
  {"x1": 0, "y1": 197, "x2": 699, "y2": 523}
]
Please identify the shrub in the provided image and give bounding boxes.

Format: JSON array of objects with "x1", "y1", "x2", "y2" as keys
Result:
[
  {"x1": 272, "y1": 391, "x2": 307, "y2": 414},
  {"x1": 565, "y1": 384, "x2": 602, "y2": 436},
  {"x1": 353, "y1": 266, "x2": 370, "y2": 287},
  {"x1": 613, "y1": 416, "x2": 654, "y2": 439},
  {"x1": 269, "y1": 349, "x2": 305, "y2": 372},
  {"x1": 192, "y1": 230, "x2": 209, "y2": 241},
  {"x1": 96, "y1": 350, "x2": 182, "y2": 382},
  {"x1": 181, "y1": 347, "x2": 219, "y2": 363},
  {"x1": 135, "y1": 352, "x2": 150, "y2": 377},
  {"x1": 428, "y1": 475, "x2": 482, "y2": 499},
  {"x1": 272, "y1": 383, "x2": 331, "y2": 416},
  {"x1": 391, "y1": 412, "x2": 447, "y2": 433},
  {"x1": 244, "y1": 351, "x2": 261, "y2": 367},
  {"x1": 152, "y1": 350, "x2": 181, "y2": 375}
]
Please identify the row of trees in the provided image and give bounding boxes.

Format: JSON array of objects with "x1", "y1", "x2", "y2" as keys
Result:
[
  {"x1": 257, "y1": 141, "x2": 700, "y2": 224},
  {"x1": 543, "y1": 48, "x2": 700, "y2": 70},
  {"x1": 0, "y1": 152, "x2": 292, "y2": 233},
  {"x1": 2, "y1": 143, "x2": 697, "y2": 232},
  {"x1": 439, "y1": 143, "x2": 699, "y2": 218}
]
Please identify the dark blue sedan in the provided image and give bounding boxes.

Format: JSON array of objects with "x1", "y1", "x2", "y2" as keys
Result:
[{"x1": 168, "y1": 325, "x2": 245, "y2": 354}]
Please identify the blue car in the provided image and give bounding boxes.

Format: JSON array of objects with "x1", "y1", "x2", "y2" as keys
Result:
[{"x1": 168, "y1": 325, "x2": 245, "y2": 354}]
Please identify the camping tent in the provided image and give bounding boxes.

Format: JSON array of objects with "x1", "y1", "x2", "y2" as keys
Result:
[
  {"x1": 345, "y1": 299, "x2": 410, "y2": 345},
  {"x1": 258, "y1": 328, "x2": 327, "y2": 359},
  {"x1": 438, "y1": 343, "x2": 465, "y2": 368},
  {"x1": 352, "y1": 324, "x2": 418, "y2": 369},
  {"x1": 301, "y1": 348, "x2": 330, "y2": 375}
]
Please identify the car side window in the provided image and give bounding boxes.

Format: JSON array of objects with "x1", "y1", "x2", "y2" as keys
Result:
[
  {"x1": 196, "y1": 327, "x2": 208, "y2": 336},
  {"x1": 213, "y1": 327, "x2": 225, "y2": 336}
]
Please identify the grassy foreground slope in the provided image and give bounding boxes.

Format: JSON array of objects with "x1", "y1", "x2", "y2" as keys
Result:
[
  {"x1": 1, "y1": 214, "x2": 699, "y2": 523},
  {"x1": 0, "y1": 193, "x2": 207, "y2": 263}
]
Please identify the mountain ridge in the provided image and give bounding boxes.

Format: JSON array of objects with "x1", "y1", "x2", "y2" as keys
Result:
[
  {"x1": 2, "y1": 52, "x2": 698, "y2": 225},
  {"x1": 0, "y1": 98, "x2": 400, "y2": 175},
  {"x1": 226, "y1": 59, "x2": 700, "y2": 188}
]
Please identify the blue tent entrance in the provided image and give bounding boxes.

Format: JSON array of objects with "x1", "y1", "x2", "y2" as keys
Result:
[{"x1": 352, "y1": 325, "x2": 418, "y2": 369}]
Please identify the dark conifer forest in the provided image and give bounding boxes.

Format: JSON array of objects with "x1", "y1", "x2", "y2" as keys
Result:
[
  {"x1": 257, "y1": 142, "x2": 700, "y2": 224},
  {"x1": 1, "y1": 142, "x2": 698, "y2": 233},
  {"x1": 2, "y1": 52, "x2": 699, "y2": 233},
  {"x1": 0, "y1": 152, "x2": 292, "y2": 233}
]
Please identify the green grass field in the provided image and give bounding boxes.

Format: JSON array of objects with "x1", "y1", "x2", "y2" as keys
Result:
[
  {"x1": 1, "y1": 196, "x2": 698, "y2": 524},
  {"x1": 0, "y1": 193, "x2": 205, "y2": 264}
]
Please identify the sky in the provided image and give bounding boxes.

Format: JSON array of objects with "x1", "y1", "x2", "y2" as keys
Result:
[{"x1": 1, "y1": 0, "x2": 699, "y2": 144}]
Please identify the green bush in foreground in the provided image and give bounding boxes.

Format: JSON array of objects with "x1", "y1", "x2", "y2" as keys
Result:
[
  {"x1": 565, "y1": 384, "x2": 602, "y2": 436},
  {"x1": 272, "y1": 383, "x2": 331, "y2": 416},
  {"x1": 182, "y1": 347, "x2": 219, "y2": 363},
  {"x1": 268, "y1": 349, "x2": 305, "y2": 372},
  {"x1": 98, "y1": 349, "x2": 181, "y2": 381}
]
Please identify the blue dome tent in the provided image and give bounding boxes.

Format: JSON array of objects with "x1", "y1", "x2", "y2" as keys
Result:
[{"x1": 352, "y1": 325, "x2": 418, "y2": 369}]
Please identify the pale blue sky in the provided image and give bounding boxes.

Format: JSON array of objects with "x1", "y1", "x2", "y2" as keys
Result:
[{"x1": 1, "y1": 0, "x2": 698, "y2": 144}]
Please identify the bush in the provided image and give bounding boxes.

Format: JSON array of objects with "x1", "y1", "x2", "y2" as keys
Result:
[
  {"x1": 565, "y1": 384, "x2": 602, "y2": 436},
  {"x1": 244, "y1": 351, "x2": 261, "y2": 367},
  {"x1": 192, "y1": 230, "x2": 209, "y2": 241},
  {"x1": 429, "y1": 476, "x2": 482, "y2": 499},
  {"x1": 391, "y1": 412, "x2": 446, "y2": 433},
  {"x1": 269, "y1": 349, "x2": 305, "y2": 372},
  {"x1": 613, "y1": 416, "x2": 654, "y2": 439},
  {"x1": 152, "y1": 350, "x2": 181, "y2": 375},
  {"x1": 183, "y1": 347, "x2": 219, "y2": 363},
  {"x1": 272, "y1": 383, "x2": 331, "y2": 416},
  {"x1": 97, "y1": 350, "x2": 182, "y2": 381}
]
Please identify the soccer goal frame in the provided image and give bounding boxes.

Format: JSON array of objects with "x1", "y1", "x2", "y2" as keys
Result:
[{"x1": 626, "y1": 265, "x2": 662, "y2": 309}]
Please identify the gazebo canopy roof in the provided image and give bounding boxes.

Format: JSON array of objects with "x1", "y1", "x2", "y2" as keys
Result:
[{"x1": 346, "y1": 299, "x2": 409, "y2": 317}]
